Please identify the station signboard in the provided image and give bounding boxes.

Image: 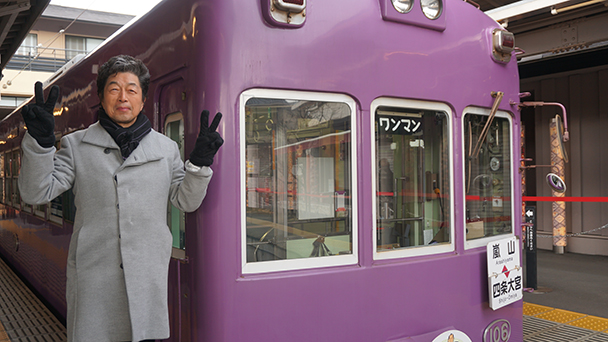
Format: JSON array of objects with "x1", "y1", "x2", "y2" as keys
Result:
[{"x1": 487, "y1": 236, "x2": 522, "y2": 310}]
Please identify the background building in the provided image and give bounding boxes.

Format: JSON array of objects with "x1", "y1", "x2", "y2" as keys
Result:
[{"x1": 0, "y1": 4, "x2": 133, "y2": 119}]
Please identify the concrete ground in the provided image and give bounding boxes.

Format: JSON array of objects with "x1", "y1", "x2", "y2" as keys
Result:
[{"x1": 523, "y1": 249, "x2": 608, "y2": 319}]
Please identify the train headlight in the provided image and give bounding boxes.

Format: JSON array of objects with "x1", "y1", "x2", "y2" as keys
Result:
[
  {"x1": 491, "y1": 29, "x2": 515, "y2": 63},
  {"x1": 421, "y1": 0, "x2": 442, "y2": 19},
  {"x1": 379, "y1": 0, "x2": 446, "y2": 31},
  {"x1": 392, "y1": 0, "x2": 413, "y2": 13},
  {"x1": 493, "y1": 29, "x2": 514, "y2": 54},
  {"x1": 266, "y1": 0, "x2": 306, "y2": 27},
  {"x1": 273, "y1": 0, "x2": 306, "y2": 12}
]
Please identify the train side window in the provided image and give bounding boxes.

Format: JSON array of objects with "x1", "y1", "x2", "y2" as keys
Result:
[
  {"x1": 4, "y1": 157, "x2": 10, "y2": 206},
  {"x1": 35, "y1": 139, "x2": 75, "y2": 224},
  {"x1": 241, "y1": 90, "x2": 358, "y2": 274},
  {"x1": 62, "y1": 188, "x2": 76, "y2": 222},
  {"x1": 48, "y1": 196, "x2": 63, "y2": 224},
  {"x1": 164, "y1": 113, "x2": 186, "y2": 260},
  {"x1": 8, "y1": 150, "x2": 21, "y2": 208},
  {"x1": 34, "y1": 203, "x2": 47, "y2": 218},
  {"x1": 4, "y1": 153, "x2": 9, "y2": 205},
  {"x1": 0, "y1": 154, "x2": 5, "y2": 204},
  {"x1": 17, "y1": 150, "x2": 32, "y2": 213},
  {"x1": 48, "y1": 140, "x2": 64, "y2": 225},
  {"x1": 463, "y1": 109, "x2": 514, "y2": 249},
  {"x1": 372, "y1": 98, "x2": 453, "y2": 259}
]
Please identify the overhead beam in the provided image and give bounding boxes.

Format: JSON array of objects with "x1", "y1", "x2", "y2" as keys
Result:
[
  {"x1": 0, "y1": 0, "x2": 31, "y2": 17},
  {"x1": 0, "y1": 0, "x2": 51, "y2": 71},
  {"x1": 515, "y1": 11, "x2": 608, "y2": 59},
  {"x1": 485, "y1": 0, "x2": 572, "y2": 21},
  {"x1": 0, "y1": 0, "x2": 33, "y2": 52}
]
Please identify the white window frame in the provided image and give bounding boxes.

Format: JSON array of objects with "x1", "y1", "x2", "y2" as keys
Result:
[
  {"x1": 371, "y1": 97, "x2": 455, "y2": 260},
  {"x1": 462, "y1": 106, "x2": 516, "y2": 250},
  {"x1": 240, "y1": 89, "x2": 358, "y2": 274}
]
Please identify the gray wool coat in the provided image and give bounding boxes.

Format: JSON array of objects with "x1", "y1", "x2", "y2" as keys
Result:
[{"x1": 19, "y1": 122, "x2": 212, "y2": 342}]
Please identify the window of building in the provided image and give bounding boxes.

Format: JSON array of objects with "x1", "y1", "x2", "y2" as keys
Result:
[
  {"x1": 373, "y1": 98, "x2": 453, "y2": 259},
  {"x1": 242, "y1": 89, "x2": 357, "y2": 274},
  {"x1": 16, "y1": 33, "x2": 38, "y2": 56},
  {"x1": 0, "y1": 97, "x2": 30, "y2": 108},
  {"x1": 463, "y1": 108, "x2": 514, "y2": 249},
  {"x1": 65, "y1": 36, "x2": 104, "y2": 60}
]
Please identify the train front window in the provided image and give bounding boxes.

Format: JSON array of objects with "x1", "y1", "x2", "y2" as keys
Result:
[
  {"x1": 463, "y1": 110, "x2": 513, "y2": 246},
  {"x1": 242, "y1": 90, "x2": 357, "y2": 273},
  {"x1": 373, "y1": 100, "x2": 452, "y2": 258}
]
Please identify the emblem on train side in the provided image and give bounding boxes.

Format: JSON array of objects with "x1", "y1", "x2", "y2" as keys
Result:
[{"x1": 431, "y1": 330, "x2": 472, "y2": 342}]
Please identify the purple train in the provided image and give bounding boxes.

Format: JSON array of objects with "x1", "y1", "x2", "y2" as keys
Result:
[{"x1": 0, "y1": 0, "x2": 523, "y2": 341}]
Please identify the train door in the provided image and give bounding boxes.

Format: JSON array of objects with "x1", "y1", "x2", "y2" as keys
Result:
[{"x1": 157, "y1": 78, "x2": 192, "y2": 342}]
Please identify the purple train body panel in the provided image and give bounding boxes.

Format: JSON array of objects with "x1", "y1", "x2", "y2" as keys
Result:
[{"x1": 0, "y1": 0, "x2": 523, "y2": 341}]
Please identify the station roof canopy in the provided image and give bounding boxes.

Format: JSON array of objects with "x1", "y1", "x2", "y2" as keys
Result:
[{"x1": 0, "y1": 0, "x2": 50, "y2": 75}]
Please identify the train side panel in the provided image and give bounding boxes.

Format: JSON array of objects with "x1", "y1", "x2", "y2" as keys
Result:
[
  {"x1": 0, "y1": 0, "x2": 523, "y2": 341},
  {"x1": 192, "y1": 0, "x2": 522, "y2": 341}
]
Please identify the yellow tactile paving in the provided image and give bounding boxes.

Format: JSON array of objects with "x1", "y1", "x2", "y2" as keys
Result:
[
  {"x1": 567, "y1": 315, "x2": 608, "y2": 332},
  {"x1": 523, "y1": 302, "x2": 555, "y2": 316},
  {"x1": 524, "y1": 302, "x2": 608, "y2": 335},
  {"x1": 536, "y1": 308, "x2": 587, "y2": 323}
]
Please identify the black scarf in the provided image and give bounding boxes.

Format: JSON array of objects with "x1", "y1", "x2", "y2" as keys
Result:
[{"x1": 98, "y1": 107, "x2": 152, "y2": 159}]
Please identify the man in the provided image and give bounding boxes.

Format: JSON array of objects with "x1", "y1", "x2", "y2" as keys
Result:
[{"x1": 18, "y1": 55, "x2": 223, "y2": 342}]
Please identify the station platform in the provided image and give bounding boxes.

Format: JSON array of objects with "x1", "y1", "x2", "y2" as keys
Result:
[
  {"x1": 522, "y1": 249, "x2": 608, "y2": 341},
  {"x1": 524, "y1": 302, "x2": 608, "y2": 341},
  {"x1": 0, "y1": 257, "x2": 65, "y2": 342},
  {"x1": 1, "y1": 250, "x2": 608, "y2": 341}
]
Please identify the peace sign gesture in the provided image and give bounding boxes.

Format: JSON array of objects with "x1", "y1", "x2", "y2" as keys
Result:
[
  {"x1": 189, "y1": 110, "x2": 224, "y2": 167},
  {"x1": 21, "y1": 81, "x2": 60, "y2": 148}
]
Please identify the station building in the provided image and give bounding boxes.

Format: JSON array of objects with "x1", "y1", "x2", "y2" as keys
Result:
[{"x1": 0, "y1": 4, "x2": 134, "y2": 120}]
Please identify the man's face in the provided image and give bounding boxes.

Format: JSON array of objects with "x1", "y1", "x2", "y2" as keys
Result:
[{"x1": 101, "y1": 72, "x2": 145, "y2": 128}]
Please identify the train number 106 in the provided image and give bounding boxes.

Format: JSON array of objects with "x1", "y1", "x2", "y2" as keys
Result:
[{"x1": 483, "y1": 319, "x2": 511, "y2": 342}]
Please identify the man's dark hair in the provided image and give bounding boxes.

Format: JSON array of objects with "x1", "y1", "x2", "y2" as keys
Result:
[{"x1": 97, "y1": 55, "x2": 150, "y2": 100}]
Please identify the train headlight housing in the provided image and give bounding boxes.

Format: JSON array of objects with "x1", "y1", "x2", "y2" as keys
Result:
[
  {"x1": 273, "y1": 0, "x2": 305, "y2": 12},
  {"x1": 379, "y1": 0, "x2": 446, "y2": 31},
  {"x1": 392, "y1": 0, "x2": 413, "y2": 13},
  {"x1": 421, "y1": 0, "x2": 442, "y2": 19},
  {"x1": 265, "y1": 0, "x2": 306, "y2": 27},
  {"x1": 491, "y1": 29, "x2": 515, "y2": 63}
]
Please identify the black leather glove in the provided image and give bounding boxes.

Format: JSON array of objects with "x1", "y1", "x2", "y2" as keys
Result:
[
  {"x1": 189, "y1": 110, "x2": 224, "y2": 167},
  {"x1": 21, "y1": 81, "x2": 59, "y2": 148}
]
